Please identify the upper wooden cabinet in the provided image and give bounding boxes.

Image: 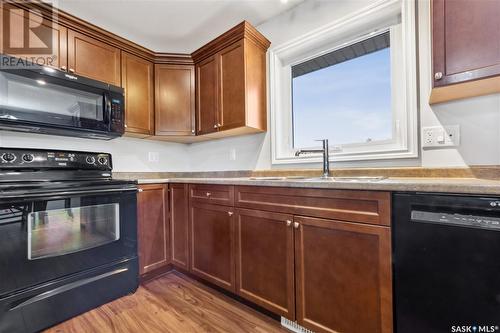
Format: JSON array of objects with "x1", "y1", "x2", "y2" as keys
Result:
[
  {"x1": 67, "y1": 29, "x2": 121, "y2": 86},
  {"x1": 430, "y1": 0, "x2": 500, "y2": 104},
  {"x1": 122, "y1": 52, "x2": 154, "y2": 137},
  {"x1": 193, "y1": 21, "x2": 270, "y2": 138},
  {"x1": 196, "y1": 56, "x2": 219, "y2": 135},
  {"x1": 154, "y1": 64, "x2": 196, "y2": 136}
]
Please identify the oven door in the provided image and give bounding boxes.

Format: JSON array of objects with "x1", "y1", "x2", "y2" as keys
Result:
[{"x1": 0, "y1": 186, "x2": 137, "y2": 297}]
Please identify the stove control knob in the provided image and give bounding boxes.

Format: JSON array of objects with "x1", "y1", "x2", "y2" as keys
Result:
[
  {"x1": 22, "y1": 154, "x2": 34, "y2": 163},
  {"x1": 98, "y1": 156, "x2": 108, "y2": 165},
  {"x1": 2, "y1": 153, "x2": 16, "y2": 162},
  {"x1": 86, "y1": 156, "x2": 96, "y2": 164}
]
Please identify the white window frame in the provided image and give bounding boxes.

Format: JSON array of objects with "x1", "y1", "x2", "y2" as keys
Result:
[{"x1": 269, "y1": 0, "x2": 418, "y2": 165}]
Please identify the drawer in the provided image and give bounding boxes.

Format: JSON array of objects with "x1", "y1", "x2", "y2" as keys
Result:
[
  {"x1": 235, "y1": 186, "x2": 390, "y2": 226},
  {"x1": 189, "y1": 184, "x2": 234, "y2": 206}
]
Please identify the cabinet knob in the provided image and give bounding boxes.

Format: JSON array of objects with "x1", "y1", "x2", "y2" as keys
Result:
[
  {"x1": 124, "y1": 124, "x2": 128, "y2": 128},
  {"x1": 293, "y1": 222, "x2": 299, "y2": 229},
  {"x1": 228, "y1": 211, "x2": 233, "y2": 216},
  {"x1": 138, "y1": 189, "x2": 143, "y2": 192},
  {"x1": 69, "y1": 68, "x2": 75, "y2": 73},
  {"x1": 286, "y1": 220, "x2": 292, "y2": 227},
  {"x1": 60, "y1": 66, "x2": 67, "y2": 71},
  {"x1": 191, "y1": 129, "x2": 195, "y2": 134},
  {"x1": 434, "y1": 72, "x2": 443, "y2": 80},
  {"x1": 213, "y1": 124, "x2": 217, "y2": 129},
  {"x1": 217, "y1": 123, "x2": 221, "y2": 127},
  {"x1": 206, "y1": 192, "x2": 211, "y2": 197}
]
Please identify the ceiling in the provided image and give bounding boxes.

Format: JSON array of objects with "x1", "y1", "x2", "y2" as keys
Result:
[{"x1": 56, "y1": 0, "x2": 304, "y2": 54}]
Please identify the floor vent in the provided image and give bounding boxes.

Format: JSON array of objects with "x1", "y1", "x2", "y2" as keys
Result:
[{"x1": 281, "y1": 317, "x2": 315, "y2": 333}]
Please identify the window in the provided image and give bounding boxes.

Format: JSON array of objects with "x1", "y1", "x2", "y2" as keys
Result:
[
  {"x1": 292, "y1": 32, "x2": 392, "y2": 149},
  {"x1": 270, "y1": 0, "x2": 418, "y2": 164}
]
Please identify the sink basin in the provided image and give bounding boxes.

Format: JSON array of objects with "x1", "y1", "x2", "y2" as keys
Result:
[{"x1": 285, "y1": 176, "x2": 387, "y2": 182}]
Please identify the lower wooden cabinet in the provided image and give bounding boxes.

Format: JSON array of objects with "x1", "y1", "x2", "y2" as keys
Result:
[
  {"x1": 137, "y1": 184, "x2": 170, "y2": 275},
  {"x1": 294, "y1": 216, "x2": 393, "y2": 333},
  {"x1": 189, "y1": 202, "x2": 235, "y2": 292},
  {"x1": 234, "y1": 209, "x2": 295, "y2": 319},
  {"x1": 169, "y1": 183, "x2": 189, "y2": 270}
]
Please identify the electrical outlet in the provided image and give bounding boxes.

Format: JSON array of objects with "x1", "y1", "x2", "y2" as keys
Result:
[
  {"x1": 148, "y1": 152, "x2": 159, "y2": 162},
  {"x1": 422, "y1": 125, "x2": 460, "y2": 148}
]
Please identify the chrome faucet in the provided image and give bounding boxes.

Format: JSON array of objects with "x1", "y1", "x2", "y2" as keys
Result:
[{"x1": 295, "y1": 139, "x2": 330, "y2": 178}]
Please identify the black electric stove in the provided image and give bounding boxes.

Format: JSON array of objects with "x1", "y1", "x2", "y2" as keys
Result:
[{"x1": 0, "y1": 148, "x2": 139, "y2": 333}]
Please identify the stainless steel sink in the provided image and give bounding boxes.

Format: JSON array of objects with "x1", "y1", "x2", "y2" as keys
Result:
[{"x1": 248, "y1": 176, "x2": 387, "y2": 182}]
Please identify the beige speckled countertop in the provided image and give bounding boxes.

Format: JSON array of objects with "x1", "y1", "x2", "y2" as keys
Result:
[{"x1": 121, "y1": 176, "x2": 500, "y2": 195}]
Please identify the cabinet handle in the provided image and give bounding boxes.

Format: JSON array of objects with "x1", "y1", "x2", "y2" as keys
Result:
[
  {"x1": 434, "y1": 72, "x2": 443, "y2": 80},
  {"x1": 124, "y1": 124, "x2": 128, "y2": 128},
  {"x1": 61, "y1": 66, "x2": 67, "y2": 71},
  {"x1": 213, "y1": 124, "x2": 217, "y2": 129},
  {"x1": 69, "y1": 68, "x2": 75, "y2": 73},
  {"x1": 228, "y1": 211, "x2": 233, "y2": 216},
  {"x1": 217, "y1": 123, "x2": 221, "y2": 127},
  {"x1": 138, "y1": 189, "x2": 143, "y2": 192},
  {"x1": 191, "y1": 129, "x2": 195, "y2": 134},
  {"x1": 293, "y1": 222, "x2": 299, "y2": 229},
  {"x1": 286, "y1": 220, "x2": 292, "y2": 227},
  {"x1": 206, "y1": 192, "x2": 211, "y2": 197}
]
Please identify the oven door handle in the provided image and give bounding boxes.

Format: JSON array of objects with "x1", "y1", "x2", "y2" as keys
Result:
[{"x1": 0, "y1": 187, "x2": 138, "y2": 199}]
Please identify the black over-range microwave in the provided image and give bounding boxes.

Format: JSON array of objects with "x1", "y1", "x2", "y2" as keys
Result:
[{"x1": 0, "y1": 55, "x2": 124, "y2": 140}]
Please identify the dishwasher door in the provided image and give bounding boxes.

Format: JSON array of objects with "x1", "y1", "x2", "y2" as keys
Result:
[{"x1": 393, "y1": 193, "x2": 500, "y2": 333}]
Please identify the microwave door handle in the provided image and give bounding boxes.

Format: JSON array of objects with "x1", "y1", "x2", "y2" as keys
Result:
[{"x1": 104, "y1": 93, "x2": 112, "y2": 126}]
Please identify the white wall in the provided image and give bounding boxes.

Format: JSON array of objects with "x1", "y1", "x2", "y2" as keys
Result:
[
  {"x1": 187, "y1": 0, "x2": 500, "y2": 171},
  {"x1": 3, "y1": 0, "x2": 499, "y2": 172}
]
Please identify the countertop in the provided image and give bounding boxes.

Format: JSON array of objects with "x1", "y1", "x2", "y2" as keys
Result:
[{"x1": 123, "y1": 176, "x2": 500, "y2": 195}]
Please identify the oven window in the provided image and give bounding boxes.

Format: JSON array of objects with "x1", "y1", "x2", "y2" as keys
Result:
[
  {"x1": 28, "y1": 203, "x2": 120, "y2": 260},
  {"x1": 0, "y1": 72, "x2": 104, "y2": 121}
]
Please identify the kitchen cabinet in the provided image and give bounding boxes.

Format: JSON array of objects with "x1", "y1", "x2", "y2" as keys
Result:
[
  {"x1": 121, "y1": 52, "x2": 154, "y2": 137},
  {"x1": 193, "y1": 22, "x2": 270, "y2": 138},
  {"x1": 196, "y1": 56, "x2": 219, "y2": 135},
  {"x1": 0, "y1": 4, "x2": 67, "y2": 70},
  {"x1": 430, "y1": 0, "x2": 500, "y2": 104},
  {"x1": 189, "y1": 202, "x2": 235, "y2": 292},
  {"x1": 137, "y1": 184, "x2": 170, "y2": 276},
  {"x1": 155, "y1": 64, "x2": 195, "y2": 136},
  {"x1": 67, "y1": 29, "x2": 121, "y2": 86},
  {"x1": 234, "y1": 208, "x2": 295, "y2": 319},
  {"x1": 294, "y1": 216, "x2": 393, "y2": 333},
  {"x1": 169, "y1": 183, "x2": 189, "y2": 270}
]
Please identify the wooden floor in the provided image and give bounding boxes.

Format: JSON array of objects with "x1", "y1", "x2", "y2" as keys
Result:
[{"x1": 45, "y1": 271, "x2": 287, "y2": 333}]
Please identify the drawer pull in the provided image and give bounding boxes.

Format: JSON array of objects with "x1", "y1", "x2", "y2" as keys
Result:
[
  {"x1": 206, "y1": 192, "x2": 211, "y2": 197},
  {"x1": 293, "y1": 222, "x2": 300, "y2": 229},
  {"x1": 286, "y1": 220, "x2": 292, "y2": 227},
  {"x1": 228, "y1": 211, "x2": 233, "y2": 216}
]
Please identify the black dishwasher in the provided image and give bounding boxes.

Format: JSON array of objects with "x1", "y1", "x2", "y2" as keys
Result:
[{"x1": 393, "y1": 192, "x2": 500, "y2": 333}]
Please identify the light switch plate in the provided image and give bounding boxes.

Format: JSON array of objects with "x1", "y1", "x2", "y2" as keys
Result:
[
  {"x1": 422, "y1": 125, "x2": 460, "y2": 148},
  {"x1": 148, "y1": 151, "x2": 159, "y2": 162}
]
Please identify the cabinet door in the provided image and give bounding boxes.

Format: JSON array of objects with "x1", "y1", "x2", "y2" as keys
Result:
[
  {"x1": 196, "y1": 56, "x2": 218, "y2": 134},
  {"x1": 155, "y1": 64, "x2": 195, "y2": 136},
  {"x1": 189, "y1": 202, "x2": 235, "y2": 292},
  {"x1": 137, "y1": 184, "x2": 170, "y2": 275},
  {"x1": 218, "y1": 41, "x2": 246, "y2": 131},
  {"x1": 67, "y1": 29, "x2": 121, "y2": 86},
  {"x1": 121, "y1": 52, "x2": 154, "y2": 136},
  {"x1": 0, "y1": 4, "x2": 67, "y2": 70},
  {"x1": 170, "y1": 183, "x2": 189, "y2": 270},
  {"x1": 235, "y1": 209, "x2": 295, "y2": 319},
  {"x1": 433, "y1": 0, "x2": 500, "y2": 87},
  {"x1": 294, "y1": 216, "x2": 392, "y2": 333}
]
